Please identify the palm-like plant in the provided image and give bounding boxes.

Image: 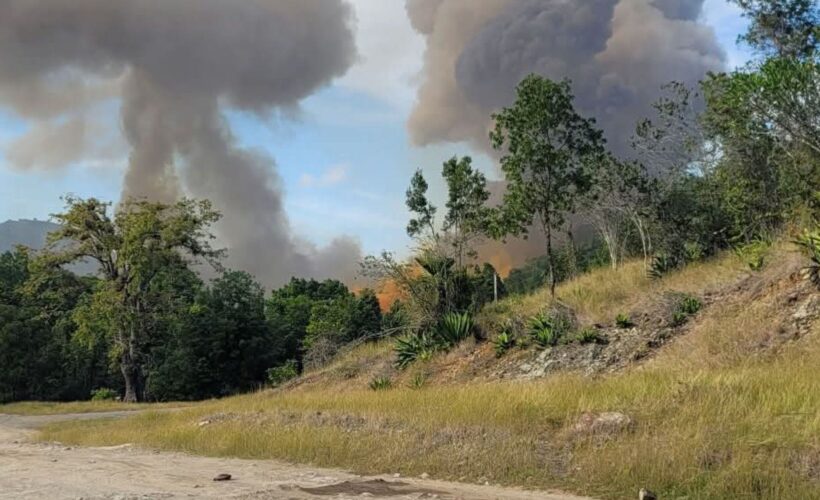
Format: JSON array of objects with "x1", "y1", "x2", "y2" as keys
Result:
[
  {"x1": 435, "y1": 312, "x2": 474, "y2": 346},
  {"x1": 796, "y1": 228, "x2": 820, "y2": 287}
]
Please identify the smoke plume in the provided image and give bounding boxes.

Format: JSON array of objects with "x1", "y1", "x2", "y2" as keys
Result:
[
  {"x1": 0, "y1": 0, "x2": 362, "y2": 287},
  {"x1": 406, "y1": 0, "x2": 726, "y2": 271},
  {"x1": 406, "y1": 0, "x2": 726, "y2": 156}
]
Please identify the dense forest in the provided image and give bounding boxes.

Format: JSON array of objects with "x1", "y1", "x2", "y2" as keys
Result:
[{"x1": 1, "y1": 0, "x2": 819, "y2": 403}]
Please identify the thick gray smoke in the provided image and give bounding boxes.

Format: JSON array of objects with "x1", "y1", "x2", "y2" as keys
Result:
[
  {"x1": 0, "y1": 0, "x2": 363, "y2": 287},
  {"x1": 407, "y1": 0, "x2": 726, "y2": 156}
]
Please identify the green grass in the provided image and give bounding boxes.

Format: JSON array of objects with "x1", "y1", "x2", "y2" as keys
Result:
[{"x1": 0, "y1": 400, "x2": 188, "y2": 416}]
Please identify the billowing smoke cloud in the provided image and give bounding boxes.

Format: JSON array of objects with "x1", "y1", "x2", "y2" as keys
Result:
[
  {"x1": 406, "y1": 0, "x2": 726, "y2": 272},
  {"x1": 407, "y1": 0, "x2": 726, "y2": 156},
  {"x1": 0, "y1": 0, "x2": 363, "y2": 287}
]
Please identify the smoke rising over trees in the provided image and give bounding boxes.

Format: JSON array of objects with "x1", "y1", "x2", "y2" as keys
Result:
[
  {"x1": 0, "y1": 0, "x2": 362, "y2": 288},
  {"x1": 406, "y1": 0, "x2": 726, "y2": 156}
]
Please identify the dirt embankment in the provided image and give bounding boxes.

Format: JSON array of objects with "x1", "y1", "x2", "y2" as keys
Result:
[{"x1": 0, "y1": 411, "x2": 589, "y2": 500}]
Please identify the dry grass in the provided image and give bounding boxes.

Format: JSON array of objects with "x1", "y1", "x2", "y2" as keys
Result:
[
  {"x1": 0, "y1": 400, "x2": 187, "y2": 416},
  {"x1": 39, "y1": 246, "x2": 820, "y2": 499},
  {"x1": 482, "y1": 251, "x2": 744, "y2": 327}
]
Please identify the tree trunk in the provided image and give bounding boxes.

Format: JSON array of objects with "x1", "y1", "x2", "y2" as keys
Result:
[
  {"x1": 546, "y1": 223, "x2": 556, "y2": 298},
  {"x1": 566, "y1": 223, "x2": 578, "y2": 277},
  {"x1": 120, "y1": 349, "x2": 142, "y2": 403}
]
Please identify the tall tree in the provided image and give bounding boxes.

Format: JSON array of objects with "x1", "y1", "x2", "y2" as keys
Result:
[
  {"x1": 490, "y1": 75, "x2": 605, "y2": 296},
  {"x1": 733, "y1": 0, "x2": 819, "y2": 59},
  {"x1": 45, "y1": 197, "x2": 222, "y2": 402},
  {"x1": 441, "y1": 156, "x2": 491, "y2": 269}
]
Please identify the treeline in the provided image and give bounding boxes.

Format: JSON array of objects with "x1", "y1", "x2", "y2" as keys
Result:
[{"x1": 0, "y1": 237, "x2": 387, "y2": 403}]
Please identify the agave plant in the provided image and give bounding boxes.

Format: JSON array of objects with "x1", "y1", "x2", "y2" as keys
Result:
[
  {"x1": 434, "y1": 312, "x2": 474, "y2": 347},
  {"x1": 394, "y1": 333, "x2": 437, "y2": 369},
  {"x1": 795, "y1": 228, "x2": 820, "y2": 287},
  {"x1": 493, "y1": 330, "x2": 515, "y2": 357},
  {"x1": 528, "y1": 313, "x2": 569, "y2": 348}
]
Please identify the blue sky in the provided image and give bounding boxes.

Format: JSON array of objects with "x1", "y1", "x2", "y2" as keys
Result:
[{"x1": 0, "y1": 0, "x2": 750, "y2": 257}]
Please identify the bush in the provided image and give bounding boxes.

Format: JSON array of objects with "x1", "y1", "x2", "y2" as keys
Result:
[
  {"x1": 795, "y1": 228, "x2": 820, "y2": 287},
  {"x1": 369, "y1": 376, "x2": 392, "y2": 391},
  {"x1": 408, "y1": 372, "x2": 427, "y2": 389},
  {"x1": 671, "y1": 294, "x2": 703, "y2": 326},
  {"x1": 266, "y1": 360, "x2": 298, "y2": 387},
  {"x1": 90, "y1": 388, "x2": 118, "y2": 401},
  {"x1": 434, "y1": 312, "x2": 474, "y2": 347},
  {"x1": 734, "y1": 239, "x2": 770, "y2": 271},
  {"x1": 394, "y1": 333, "x2": 437, "y2": 369},
  {"x1": 574, "y1": 328, "x2": 606, "y2": 345},
  {"x1": 493, "y1": 330, "x2": 515, "y2": 357},
  {"x1": 615, "y1": 313, "x2": 634, "y2": 329},
  {"x1": 649, "y1": 252, "x2": 679, "y2": 279},
  {"x1": 528, "y1": 312, "x2": 571, "y2": 348}
]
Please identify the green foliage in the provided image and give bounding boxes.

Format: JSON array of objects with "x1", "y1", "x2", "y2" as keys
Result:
[
  {"x1": 493, "y1": 330, "x2": 515, "y2": 357},
  {"x1": 573, "y1": 328, "x2": 606, "y2": 345},
  {"x1": 734, "y1": 239, "x2": 771, "y2": 270},
  {"x1": 368, "y1": 376, "x2": 392, "y2": 391},
  {"x1": 434, "y1": 312, "x2": 474, "y2": 347},
  {"x1": 732, "y1": 0, "x2": 819, "y2": 59},
  {"x1": 505, "y1": 240, "x2": 609, "y2": 295},
  {"x1": 649, "y1": 253, "x2": 679, "y2": 280},
  {"x1": 528, "y1": 312, "x2": 571, "y2": 348},
  {"x1": 671, "y1": 295, "x2": 704, "y2": 326},
  {"x1": 266, "y1": 360, "x2": 298, "y2": 387},
  {"x1": 394, "y1": 333, "x2": 437, "y2": 369},
  {"x1": 491, "y1": 74, "x2": 606, "y2": 296},
  {"x1": 795, "y1": 227, "x2": 820, "y2": 286},
  {"x1": 45, "y1": 197, "x2": 223, "y2": 402},
  {"x1": 615, "y1": 313, "x2": 634, "y2": 329},
  {"x1": 90, "y1": 388, "x2": 118, "y2": 401},
  {"x1": 408, "y1": 372, "x2": 427, "y2": 389},
  {"x1": 381, "y1": 300, "x2": 410, "y2": 334}
]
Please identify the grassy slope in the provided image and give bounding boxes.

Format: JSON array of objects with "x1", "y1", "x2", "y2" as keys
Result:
[{"x1": 39, "y1": 247, "x2": 820, "y2": 499}]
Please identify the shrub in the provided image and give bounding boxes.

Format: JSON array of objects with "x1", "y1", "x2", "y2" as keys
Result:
[
  {"x1": 671, "y1": 294, "x2": 703, "y2": 326},
  {"x1": 795, "y1": 228, "x2": 820, "y2": 287},
  {"x1": 734, "y1": 239, "x2": 770, "y2": 271},
  {"x1": 649, "y1": 252, "x2": 678, "y2": 279},
  {"x1": 369, "y1": 376, "x2": 392, "y2": 391},
  {"x1": 408, "y1": 372, "x2": 427, "y2": 389},
  {"x1": 266, "y1": 360, "x2": 298, "y2": 387},
  {"x1": 528, "y1": 312, "x2": 571, "y2": 348},
  {"x1": 574, "y1": 328, "x2": 606, "y2": 345},
  {"x1": 394, "y1": 333, "x2": 437, "y2": 369},
  {"x1": 615, "y1": 313, "x2": 634, "y2": 329},
  {"x1": 493, "y1": 331, "x2": 515, "y2": 357},
  {"x1": 90, "y1": 388, "x2": 118, "y2": 401},
  {"x1": 434, "y1": 312, "x2": 474, "y2": 347}
]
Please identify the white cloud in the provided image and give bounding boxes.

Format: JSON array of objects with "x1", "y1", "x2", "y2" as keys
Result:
[
  {"x1": 299, "y1": 163, "x2": 349, "y2": 188},
  {"x1": 338, "y1": 0, "x2": 425, "y2": 111}
]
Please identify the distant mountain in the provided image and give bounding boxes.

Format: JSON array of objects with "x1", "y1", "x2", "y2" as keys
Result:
[
  {"x1": 0, "y1": 219, "x2": 60, "y2": 253},
  {"x1": 0, "y1": 219, "x2": 97, "y2": 275}
]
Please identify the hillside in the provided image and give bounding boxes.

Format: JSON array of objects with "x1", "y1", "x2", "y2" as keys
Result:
[
  {"x1": 0, "y1": 219, "x2": 59, "y2": 253},
  {"x1": 0, "y1": 219, "x2": 97, "y2": 275},
  {"x1": 35, "y1": 243, "x2": 820, "y2": 499}
]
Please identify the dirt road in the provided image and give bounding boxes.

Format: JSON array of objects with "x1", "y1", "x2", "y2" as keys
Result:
[{"x1": 0, "y1": 411, "x2": 590, "y2": 500}]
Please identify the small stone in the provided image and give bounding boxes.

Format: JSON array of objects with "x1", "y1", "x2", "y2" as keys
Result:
[
  {"x1": 213, "y1": 473, "x2": 232, "y2": 482},
  {"x1": 572, "y1": 412, "x2": 634, "y2": 436},
  {"x1": 639, "y1": 488, "x2": 657, "y2": 500},
  {"x1": 419, "y1": 472, "x2": 430, "y2": 479},
  {"x1": 393, "y1": 473, "x2": 401, "y2": 478}
]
